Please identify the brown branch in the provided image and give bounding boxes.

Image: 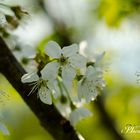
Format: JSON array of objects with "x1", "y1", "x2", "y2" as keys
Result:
[{"x1": 0, "y1": 36, "x2": 80, "y2": 140}]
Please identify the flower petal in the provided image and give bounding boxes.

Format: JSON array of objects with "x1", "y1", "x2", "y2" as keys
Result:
[
  {"x1": 41, "y1": 62, "x2": 59, "y2": 81},
  {"x1": 45, "y1": 41, "x2": 61, "y2": 58},
  {"x1": 0, "y1": 123, "x2": 10, "y2": 135},
  {"x1": 78, "y1": 78, "x2": 98, "y2": 103},
  {"x1": 62, "y1": 65, "x2": 76, "y2": 81},
  {"x1": 78, "y1": 80, "x2": 86, "y2": 101},
  {"x1": 85, "y1": 90, "x2": 97, "y2": 103},
  {"x1": 86, "y1": 66, "x2": 103, "y2": 81},
  {"x1": 62, "y1": 44, "x2": 79, "y2": 57},
  {"x1": 21, "y1": 72, "x2": 39, "y2": 83},
  {"x1": 69, "y1": 108, "x2": 92, "y2": 125},
  {"x1": 69, "y1": 110, "x2": 78, "y2": 126},
  {"x1": 69, "y1": 54, "x2": 87, "y2": 69},
  {"x1": 86, "y1": 66, "x2": 94, "y2": 76},
  {"x1": 48, "y1": 80, "x2": 61, "y2": 99},
  {"x1": 95, "y1": 51, "x2": 105, "y2": 65},
  {"x1": 38, "y1": 86, "x2": 52, "y2": 105},
  {"x1": 78, "y1": 108, "x2": 92, "y2": 117}
]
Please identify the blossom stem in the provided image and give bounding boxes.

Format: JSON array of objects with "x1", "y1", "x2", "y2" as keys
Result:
[{"x1": 57, "y1": 77, "x2": 76, "y2": 110}]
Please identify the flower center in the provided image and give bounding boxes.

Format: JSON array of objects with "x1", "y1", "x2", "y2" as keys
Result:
[
  {"x1": 59, "y1": 55, "x2": 68, "y2": 65},
  {"x1": 38, "y1": 78, "x2": 48, "y2": 87}
]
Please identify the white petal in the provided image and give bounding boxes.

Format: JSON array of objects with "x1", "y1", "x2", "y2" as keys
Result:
[
  {"x1": 85, "y1": 91, "x2": 97, "y2": 103},
  {"x1": 78, "y1": 78, "x2": 98, "y2": 103},
  {"x1": 48, "y1": 80, "x2": 61, "y2": 99},
  {"x1": 45, "y1": 41, "x2": 61, "y2": 58},
  {"x1": 0, "y1": 123, "x2": 10, "y2": 135},
  {"x1": 69, "y1": 109, "x2": 79, "y2": 126},
  {"x1": 41, "y1": 62, "x2": 59, "y2": 81},
  {"x1": 62, "y1": 65, "x2": 76, "y2": 81},
  {"x1": 38, "y1": 86, "x2": 52, "y2": 105},
  {"x1": 69, "y1": 108, "x2": 92, "y2": 125},
  {"x1": 86, "y1": 66, "x2": 103, "y2": 81},
  {"x1": 77, "y1": 108, "x2": 92, "y2": 117},
  {"x1": 21, "y1": 72, "x2": 39, "y2": 83},
  {"x1": 78, "y1": 83, "x2": 87, "y2": 101},
  {"x1": 86, "y1": 66, "x2": 94, "y2": 75},
  {"x1": 95, "y1": 51, "x2": 105, "y2": 65},
  {"x1": 62, "y1": 44, "x2": 79, "y2": 57},
  {"x1": 69, "y1": 54, "x2": 87, "y2": 69},
  {"x1": 85, "y1": 66, "x2": 97, "y2": 78}
]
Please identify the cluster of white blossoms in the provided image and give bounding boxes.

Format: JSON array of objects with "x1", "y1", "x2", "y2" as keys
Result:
[{"x1": 21, "y1": 41, "x2": 106, "y2": 125}]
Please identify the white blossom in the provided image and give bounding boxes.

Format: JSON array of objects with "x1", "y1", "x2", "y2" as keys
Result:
[
  {"x1": 45, "y1": 41, "x2": 87, "y2": 82},
  {"x1": 78, "y1": 66, "x2": 105, "y2": 103},
  {"x1": 21, "y1": 62, "x2": 59, "y2": 105}
]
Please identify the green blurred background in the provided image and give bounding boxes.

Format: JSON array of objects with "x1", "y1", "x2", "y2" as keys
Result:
[{"x1": 0, "y1": 0, "x2": 140, "y2": 140}]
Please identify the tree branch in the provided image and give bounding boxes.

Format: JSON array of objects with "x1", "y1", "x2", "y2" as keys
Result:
[{"x1": 0, "y1": 36, "x2": 80, "y2": 140}]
